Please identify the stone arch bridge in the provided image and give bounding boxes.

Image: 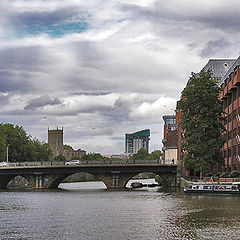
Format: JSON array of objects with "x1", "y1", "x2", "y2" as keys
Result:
[{"x1": 0, "y1": 163, "x2": 179, "y2": 189}]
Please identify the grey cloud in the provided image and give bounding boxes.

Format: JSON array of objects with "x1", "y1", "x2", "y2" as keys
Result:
[
  {"x1": 24, "y1": 95, "x2": 62, "y2": 110},
  {"x1": 119, "y1": 3, "x2": 240, "y2": 33},
  {"x1": 0, "y1": 94, "x2": 10, "y2": 105},
  {"x1": 0, "y1": 46, "x2": 46, "y2": 72},
  {"x1": 200, "y1": 39, "x2": 231, "y2": 57},
  {"x1": 0, "y1": 70, "x2": 33, "y2": 93}
]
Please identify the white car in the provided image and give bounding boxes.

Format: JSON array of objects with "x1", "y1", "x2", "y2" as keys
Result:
[
  {"x1": 0, "y1": 162, "x2": 9, "y2": 167},
  {"x1": 65, "y1": 160, "x2": 80, "y2": 165}
]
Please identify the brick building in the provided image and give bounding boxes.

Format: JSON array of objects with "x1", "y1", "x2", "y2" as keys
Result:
[
  {"x1": 162, "y1": 115, "x2": 178, "y2": 164},
  {"x1": 175, "y1": 58, "x2": 238, "y2": 174},
  {"x1": 219, "y1": 56, "x2": 240, "y2": 171}
]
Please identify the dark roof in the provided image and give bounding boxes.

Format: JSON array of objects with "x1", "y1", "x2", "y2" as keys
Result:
[
  {"x1": 162, "y1": 115, "x2": 175, "y2": 120},
  {"x1": 203, "y1": 59, "x2": 236, "y2": 79},
  {"x1": 125, "y1": 129, "x2": 150, "y2": 138},
  {"x1": 220, "y1": 56, "x2": 240, "y2": 85}
]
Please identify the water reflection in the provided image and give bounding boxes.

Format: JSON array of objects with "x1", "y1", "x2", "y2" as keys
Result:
[{"x1": 1, "y1": 181, "x2": 240, "y2": 240}]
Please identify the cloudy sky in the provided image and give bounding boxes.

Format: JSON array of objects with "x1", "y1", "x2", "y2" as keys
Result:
[{"x1": 0, "y1": 0, "x2": 240, "y2": 154}]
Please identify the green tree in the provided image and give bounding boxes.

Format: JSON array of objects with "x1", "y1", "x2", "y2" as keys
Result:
[
  {"x1": 148, "y1": 150, "x2": 162, "y2": 160},
  {"x1": 131, "y1": 148, "x2": 149, "y2": 160},
  {"x1": 53, "y1": 154, "x2": 66, "y2": 161},
  {"x1": 0, "y1": 132, "x2": 7, "y2": 161},
  {"x1": 81, "y1": 153, "x2": 107, "y2": 161},
  {"x1": 0, "y1": 123, "x2": 52, "y2": 162},
  {"x1": 178, "y1": 70, "x2": 225, "y2": 175}
]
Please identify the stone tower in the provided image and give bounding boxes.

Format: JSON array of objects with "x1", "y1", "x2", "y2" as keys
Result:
[{"x1": 48, "y1": 127, "x2": 64, "y2": 157}]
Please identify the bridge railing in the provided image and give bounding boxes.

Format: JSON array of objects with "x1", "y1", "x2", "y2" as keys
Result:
[{"x1": 3, "y1": 159, "x2": 174, "y2": 167}]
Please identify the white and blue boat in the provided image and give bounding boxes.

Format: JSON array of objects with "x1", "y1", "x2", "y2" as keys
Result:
[{"x1": 184, "y1": 183, "x2": 240, "y2": 194}]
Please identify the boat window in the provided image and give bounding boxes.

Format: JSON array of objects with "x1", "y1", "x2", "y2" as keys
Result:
[
  {"x1": 193, "y1": 186, "x2": 199, "y2": 189},
  {"x1": 203, "y1": 186, "x2": 211, "y2": 189},
  {"x1": 189, "y1": 185, "x2": 192, "y2": 189},
  {"x1": 232, "y1": 186, "x2": 237, "y2": 190}
]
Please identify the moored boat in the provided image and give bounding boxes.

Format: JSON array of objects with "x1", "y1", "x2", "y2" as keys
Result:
[{"x1": 184, "y1": 183, "x2": 240, "y2": 194}]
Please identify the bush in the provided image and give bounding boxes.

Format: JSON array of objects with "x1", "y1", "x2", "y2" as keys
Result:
[
  {"x1": 204, "y1": 172, "x2": 212, "y2": 177},
  {"x1": 214, "y1": 172, "x2": 221, "y2": 177},
  {"x1": 219, "y1": 172, "x2": 229, "y2": 178},
  {"x1": 155, "y1": 175, "x2": 163, "y2": 185},
  {"x1": 229, "y1": 171, "x2": 240, "y2": 178}
]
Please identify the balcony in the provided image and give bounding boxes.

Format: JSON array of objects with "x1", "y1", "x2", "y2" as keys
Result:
[
  {"x1": 233, "y1": 73, "x2": 240, "y2": 86},
  {"x1": 223, "y1": 85, "x2": 229, "y2": 96},
  {"x1": 236, "y1": 114, "x2": 240, "y2": 122},
  {"x1": 236, "y1": 135, "x2": 240, "y2": 143}
]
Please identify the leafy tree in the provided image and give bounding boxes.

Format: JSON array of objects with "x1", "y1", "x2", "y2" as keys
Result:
[
  {"x1": 53, "y1": 154, "x2": 66, "y2": 161},
  {"x1": 178, "y1": 70, "x2": 225, "y2": 175},
  {"x1": 148, "y1": 150, "x2": 162, "y2": 160},
  {"x1": 63, "y1": 144, "x2": 73, "y2": 150},
  {"x1": 131, "y1": 148, "x2": 149, "y2": 160},
  {"x1": 80, "y1": 153, "x2": 108, "y2": 161},
  {"x1": 0, "y1": 123, "x2": 52, "y2": 162}
]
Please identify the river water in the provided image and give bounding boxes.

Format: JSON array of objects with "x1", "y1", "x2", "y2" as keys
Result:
[{"x1": 1, "y1": 179, "x2": 240, "y2": 240}]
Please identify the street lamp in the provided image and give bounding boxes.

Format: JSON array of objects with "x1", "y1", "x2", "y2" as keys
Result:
[{"x1": 6, "y1": 146, "x2": 8, "y2": 163}]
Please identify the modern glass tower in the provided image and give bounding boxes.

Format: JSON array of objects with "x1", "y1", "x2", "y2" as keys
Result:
[{"x1": 125, "y1": 129, "x2": 150, "y2": 154}]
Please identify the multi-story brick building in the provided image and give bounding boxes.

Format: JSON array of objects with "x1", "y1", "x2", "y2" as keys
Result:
[
  {"x1": 219, "y1": 56, "x2": 240, "y2": 171},
  {"x1": 162, "y1": 115, "x2": 178, "y2": 164},
  {"x1": 175, "y1": 58, "x2": 236, "y2": 173}
]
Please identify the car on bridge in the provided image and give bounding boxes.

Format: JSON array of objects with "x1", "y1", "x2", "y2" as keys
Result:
[
  {"x1": 65, "y1": 160, "x2": 80, "y2": 166},
  {"x1": 0, "y1": 162, "x2": 9, "y2": 167}
]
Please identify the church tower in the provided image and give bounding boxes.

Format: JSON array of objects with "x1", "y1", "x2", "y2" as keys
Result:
[{"x1": 48, "y1": 127, "x2": 64, "y2": 157}]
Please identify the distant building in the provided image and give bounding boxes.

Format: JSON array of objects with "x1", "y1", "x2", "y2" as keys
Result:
[
  {"x1": 125, "y1": 129, "x2": 150, "y2": 154},
  {"x1": 162, "y1": 115, "x2": 178, "y2": 164},
  {"x1": 103, "y1": 154, "x2": 128, "y2": 160},
  {"x1": 48, "y1": 128, "x2": 86, "y2": 160},
  {"x1": 48, "y1": 127, "x2": 64, "y2": 156}
]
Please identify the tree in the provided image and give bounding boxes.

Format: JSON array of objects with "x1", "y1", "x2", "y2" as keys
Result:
[
  {"x1": 131, "y1": 149, "x2": 149, "y2": 160},
  {"x1": 178, "y1": 70, "x2": 225, "y2": 175},
  {"x1": 0, "y1": 123, "x2": 52, "y2": 162},
  {"x1": 148, "y1": 150, "x2": 162, "y2": 160},
  {"x1": 81, "y1": 153, "x2": 107, "y2": 161},
  {"x1": 53, "y1": 154, "x2": 66, "y2": 161}
]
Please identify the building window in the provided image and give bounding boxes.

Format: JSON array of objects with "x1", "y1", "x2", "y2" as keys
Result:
[
  {"x1": 228, "y1": 113, "x2": 232, "y2": 123},
  {"x1": 234, "y1": 67, "x2": 238, "y2": 76},
  {"x1": 228, "y1": 148, "x2": 232, "y2": 158},
  {"x1": 233, "y1": 109, "x2": 237, "y2": 119},
  {"x1": 233, "y1": 146, "x2": 236, "y2": 156},
  {"x1": 233, "y1": 89, "x2": 237, "y2": 101},
  {"x1": 228, "y1": 131, "x2": 232, "y2": 140},
  {"x1": 233, "y1": 128, "x2": 237, "y2": 138}
]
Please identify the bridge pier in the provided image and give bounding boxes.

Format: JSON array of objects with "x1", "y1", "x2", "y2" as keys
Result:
[
  {"x1": 94, "y1": 172, "x2": 134, "y2": 189},
  {"x1": 160, "y1": 173, "x2": 178, "y2": 188}
]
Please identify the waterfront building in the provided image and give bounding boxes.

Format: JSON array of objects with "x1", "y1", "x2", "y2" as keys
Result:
[
  {"x1": 175, "y1": 58, "x2": 236, "y2": 174},
  {"x1": 48, "y1": 128, "x2": 86, "y2": 160},
  {"x1": 125, "y1": 129, "x2": 150, "y2": 154},
  {"x1": 218, "y1": 56, "x2": 240, "y2": 171},
  {"x1": 162, "y1": 115, "x2": 178, "y2": 164}
]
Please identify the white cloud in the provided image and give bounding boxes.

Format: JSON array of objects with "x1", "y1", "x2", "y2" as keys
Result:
[{"x1": 0, "y1": 0, "x2": 239, "y2": 154}]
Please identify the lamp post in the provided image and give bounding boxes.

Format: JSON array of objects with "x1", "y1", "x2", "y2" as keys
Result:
[{"x1": 6, "y1": 146, "x2": 8, "y2": 163}]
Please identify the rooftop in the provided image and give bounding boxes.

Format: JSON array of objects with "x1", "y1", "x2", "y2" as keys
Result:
[{"x1": 203, "y1": 59, "x2": 236, "y2": 80}]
